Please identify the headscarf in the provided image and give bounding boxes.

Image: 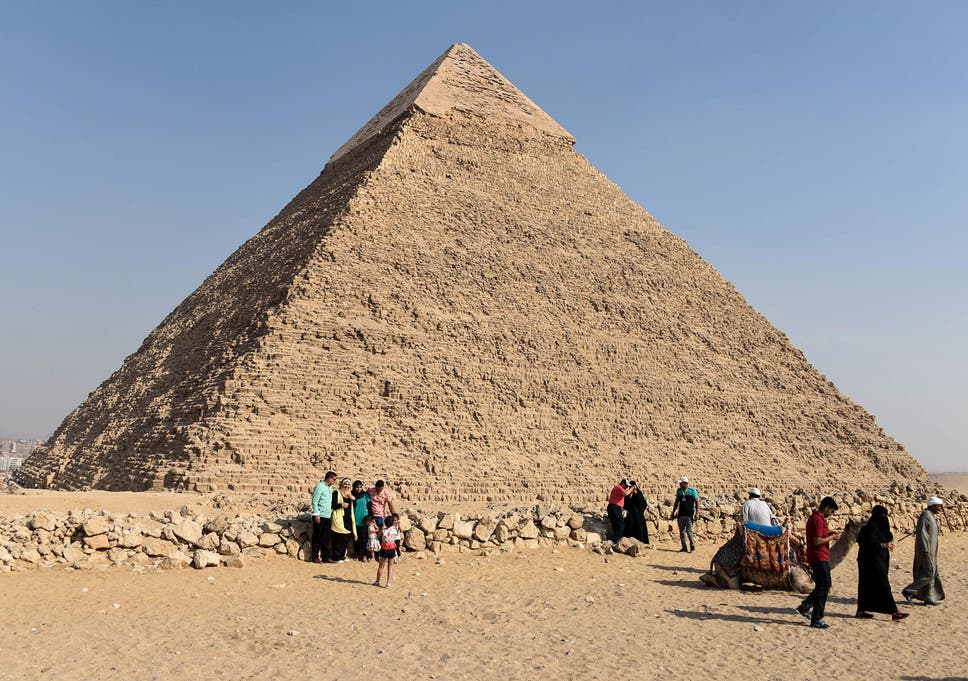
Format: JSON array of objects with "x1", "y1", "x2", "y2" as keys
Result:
[{"x1": 862, "y1": 504, "x2": 893, "y2": 544}]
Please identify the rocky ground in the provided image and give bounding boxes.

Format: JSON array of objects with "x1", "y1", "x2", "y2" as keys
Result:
[{"x1": 2, "y1": 487, "x2": 964, "y2": 574}]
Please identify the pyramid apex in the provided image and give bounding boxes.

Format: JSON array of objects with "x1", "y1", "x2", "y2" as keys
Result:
[{"x1": 329, "y1": 43, "x2": 573, "y2": 163}]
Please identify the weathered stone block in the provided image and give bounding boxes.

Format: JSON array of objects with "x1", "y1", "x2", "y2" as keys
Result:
[
  {"x1": 83, "y1": 516, "x2": 110, "y2": 537},
  {"x1": 192, "y1": 549, "x2": 220, "y2": 569},
  {"x1": 84, "y1": 534, "x2": 111, "y2": 551},
  {"x1": 29, "y1": 513, "x2": 56, "y2": 532},
  {"x1": 172, "y1": 520, "x2": 203, "y2": 546}
]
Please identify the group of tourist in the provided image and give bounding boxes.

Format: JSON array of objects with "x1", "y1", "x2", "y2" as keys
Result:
[
  {"x1": 606, "y1": 479, "x2": 649, "y2": 545},
  {"x1": 310, "y1": 472, "x2": 401, "y2": 587},
  {"x1": 609, "y1": 475, "x2": 947, "y2": 630},
  {"x1": 606, "y1": 476, "x2": 698, "y2": 551},
  {"x1": 796, "y1": 494, "x2": 946, "y2": 629},
  {"x1": 741, "y1": 487, "x2": 946, "y2": 629}
]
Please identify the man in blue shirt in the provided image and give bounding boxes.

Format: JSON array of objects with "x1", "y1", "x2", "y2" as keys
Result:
[
  {"x1": 311, "y1": 471, "x2": 337, "y2": 563},
  {"x1": 671, "y1": 476, "x2": 699, "y2": 553}
]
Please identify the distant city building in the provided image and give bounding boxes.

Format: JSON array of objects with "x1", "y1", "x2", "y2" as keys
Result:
[
  {"x1": 0, "y1": 439, "x2": 44, "y2": 457},
  {"x1": 0, "y1": 457, "x2": 24, "y2": 472}
]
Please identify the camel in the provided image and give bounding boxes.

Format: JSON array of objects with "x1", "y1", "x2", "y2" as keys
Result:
[{"x1": 700, "y1": 517, "x2": 862, "y2": 593}]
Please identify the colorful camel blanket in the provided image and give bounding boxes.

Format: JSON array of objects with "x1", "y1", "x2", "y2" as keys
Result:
[{"x1": 742, "y1": 526, "x2": 791, "y2": 574}]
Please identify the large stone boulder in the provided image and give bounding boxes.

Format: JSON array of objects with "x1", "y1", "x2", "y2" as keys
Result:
[
  {"x1": 198, "y1": 532, "x2": 220, "y2": 551},
  {"x1": 418, "y1": 515, "x2": 438, "y2": 533},
  {"x1": 172, "y1": 519, "x2": 203, "y2": 546},
  {"x1": 20, "y1": 547, "x2": 43, "y2": 564},
  {"x1": 83, "y1": 516, "x2": 111, "y2": 537},
  {"x1": 258, "y1": 533, "x2": 282, "y2": 548},
  {"x1": 84, "y1": 534, "x2": 111, "y2": 551},
  {"x1": 219, "y1": 538, "x2": 241, "y2": 556},
  {"x1": 161, "y1": 551, "x2": 193, "y2": 570},
  {"x1": 518, "y1": 520, "x2": 539, "y2": 539},
  {"x1": 120, "y1": 531, "x2": 144, "y2": 548},
  {"x1": 472, "y1": 517, "x2": 495, "y2": 542},
  {"x1": 62, "y1": 545, "x2": 86, "y2": 564},
  {"x1": 404, "y1": 528, "x2": 426, "y2": 551},
  {"x1": 222, "y1": 554, "x2": 245, "y2": 568},
  {"x1": 452, "y1": 519, "x2": 475, "y2": 540},
  {"x1": 143, "y1": 537, "x2": 179, "y2": 557},
  {"x1": 614, "y1": 536, "x2": 646, "y2": 557},
  {"x1": 29, "y1": 513, "x2": 57, "y2": 532},
  {"x1": 192, "y1": 549, "x2": 221, "y2": 569},
  {"x1": 237, "y1": 531, "x2": 259, "y2": 548}
]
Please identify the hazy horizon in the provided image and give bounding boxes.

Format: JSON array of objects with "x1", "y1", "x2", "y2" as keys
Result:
[{"x1": 2, "y1": 3, "x2": 965, "y2": 473}]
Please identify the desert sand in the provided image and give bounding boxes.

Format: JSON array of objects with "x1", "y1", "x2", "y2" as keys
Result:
[
  {"x1": 2, "y1": 492, "x2": 965, "y2": 680},
  {"x1": 931, "y1": 473, "x2": 968, "y2": 495}
]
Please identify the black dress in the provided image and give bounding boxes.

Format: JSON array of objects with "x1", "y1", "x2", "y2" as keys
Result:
[
  {"x1": 624, "y1": 489, "x2": 650, "y2": 544},
  {"x1": 856, "y1": 514, "x2": 897, "y2": 614}
]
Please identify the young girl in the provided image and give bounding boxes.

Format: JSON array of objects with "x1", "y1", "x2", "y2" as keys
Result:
[
  {"x1": 365, "y1": 514, "x2": 380, "y2": 562},
  {"x1": 375, "y1": 520, "x2": 400, "y2": 588},
  {"x1": 390, "y1": 513, "x2": 402, "y2": 563}
]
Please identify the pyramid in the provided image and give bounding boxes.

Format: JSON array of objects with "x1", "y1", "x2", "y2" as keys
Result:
[{"x1": 17, "y1": 44, "x2": 926, "y2": 503}]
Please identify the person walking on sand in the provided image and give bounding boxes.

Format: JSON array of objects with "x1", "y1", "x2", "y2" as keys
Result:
[
  {"x1": 902, "y1": 497, "x2": 946, "y2": 606},
  {"x1": 795, "y1": 496, "x2": 841, "y2": 629},
  {"x1": 855, "y1": 505, "x2": 908, "y2": 621},
  {"x1": 741, "y1": 487, "x2": 780, "y2": 526},
  {"x1": 310, "y1": 471, "x2": 337, "y2": 563},
  {"x1": 671, "y1": 476, "x2": 699, "y2": 552},
  {"x1": 607, "y1": 478, "x2": 634, "y2": 541}
]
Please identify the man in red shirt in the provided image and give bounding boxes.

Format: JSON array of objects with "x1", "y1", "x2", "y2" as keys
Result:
[
  {"x1": 795, "y1": 496, "x2": 842, "y2": 629},
  {"x1": 607, "y1": 479, "x2": 635, "y2": 541}
]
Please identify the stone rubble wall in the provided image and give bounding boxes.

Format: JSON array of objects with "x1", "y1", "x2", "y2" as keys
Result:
[{"x1": 2, "y1": 489, "x2": 965, "y2": 573}]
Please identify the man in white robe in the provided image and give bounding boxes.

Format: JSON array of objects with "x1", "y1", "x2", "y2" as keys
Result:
[{"x1": 902, "y1": 496, "x2": 946, "y2": 606}]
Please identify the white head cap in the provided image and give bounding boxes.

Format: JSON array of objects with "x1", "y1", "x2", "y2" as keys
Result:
[
  {"x1": 749, "y1": 487, "x2": 761, "y2": 497},
  {"x1": 678, "y1": 476, "x2": 689, "y2": 484},
  {"x1": 926, "y1": 496, "x2": 944, "y2": 507}
]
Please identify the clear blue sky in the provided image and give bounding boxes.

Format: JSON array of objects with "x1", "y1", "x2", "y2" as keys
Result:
[{"x1": 1, "y1": 2, "x2": 965, "y2": 471}]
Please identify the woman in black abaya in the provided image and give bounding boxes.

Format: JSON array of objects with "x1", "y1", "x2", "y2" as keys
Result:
[
  {"x1": 856, "y1": 505, "x2": 908, "y2": 620},
  {"x1": 624, "y1": 480, "x2": 650, "y2": 544}
]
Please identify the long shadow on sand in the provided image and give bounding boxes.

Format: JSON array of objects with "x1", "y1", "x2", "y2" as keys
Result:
[
  {"x1": 654, "y1": 578, "x2": 711, "y2": 591},
  {"x1": 650, "y1": 564, "x2": 707, "y2": 575},
  {"x1": 736, "y1": 604, "x2": 853, "y2": 620},
  {"x1": 666, "y1": 608, "x2": 802, "y2": 627},
  {"x1": 313, "y1": 574, "x2": 375, "y2": 586},
  {"x1": 824, "y1": 594, "x2": 863, "y2": 606}
]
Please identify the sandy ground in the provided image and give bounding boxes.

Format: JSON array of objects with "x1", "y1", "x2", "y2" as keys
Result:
[
  {"x1": 1, "y1": 521, "x2": 965, "y2": 680},
  {"x1": 0, "y1": 490, "x2": 212, "y2": 516},
  {"x1": 930, "y1": 473, "x2": 968, "y2": 495}
]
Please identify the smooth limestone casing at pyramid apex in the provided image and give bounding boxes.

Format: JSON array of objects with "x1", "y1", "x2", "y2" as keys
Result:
[{"x1": 16, "y1": 43, "x2": 926, "y2": 503}]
